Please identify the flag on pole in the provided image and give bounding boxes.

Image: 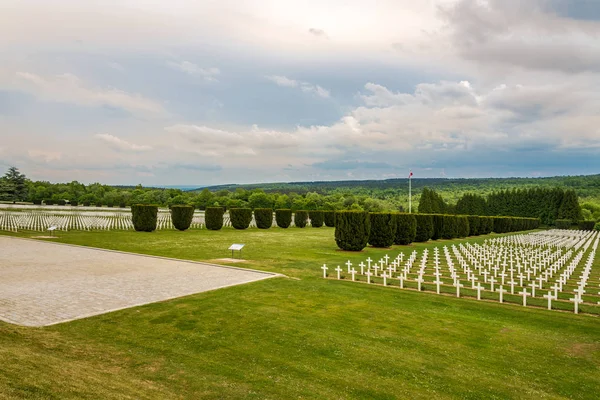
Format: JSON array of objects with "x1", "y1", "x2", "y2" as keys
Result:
[{"x1": 409, "y1": 171, "x2": 413, "y2": 178}]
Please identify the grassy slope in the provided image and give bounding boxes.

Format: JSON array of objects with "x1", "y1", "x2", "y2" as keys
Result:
[{"x1": 1, "y1": 228, "x2": 599, "y2": 399}]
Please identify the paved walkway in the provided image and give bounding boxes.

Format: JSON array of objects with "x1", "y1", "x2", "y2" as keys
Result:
[{"x1": 0, "y1": 237, "x2": 278, "y2": 326}]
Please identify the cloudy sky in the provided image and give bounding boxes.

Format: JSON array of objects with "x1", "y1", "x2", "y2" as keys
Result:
[{"x1": 1, "y1": 0, "x2": 599, "y2": 185}]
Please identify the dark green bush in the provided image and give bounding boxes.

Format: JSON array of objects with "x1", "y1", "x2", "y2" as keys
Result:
[
  {"x1": 275, "y1": 209, "x2": 292, "y2": 228},
  {"x1": 171, "y1": 205, "x2": 194, "y2": 231},
  {"x1": 431, "y1": 214, "x2": 444, "y2": 240},
  {"x1": 335, "y1": 211, "x2": 370, "y2": 251},
  {"x1": 481, "y1": 217, "x2": 494, "y2": 234},
  {"x1": 456, "y1": 215, "x2": 470, "y2": 238},
  {"x1": 324, "y1": 211, "x2": 335, "y2": 227},
  {"x1": 295, "y1": 210, "x2": 309, "y2": 228},
  {"x1": 205, "y1": 207, "x2": 224, "y2": 230},
  {"x1": 106, "y1": 202, "x2": 114, "y2": 208},
  {"x1": 578, "y1": 220, "x2": 595, "y2": 231},
  {"x1": 414, "y1": 214, "x2": 434, "y2": 242},
  {"x1": 254, "y1": 208, "x2": 273, "y2": 229},
  {"x1": 230, "y1": 208, "x2": 252, "y2": 229},
  {"x1": 369, "y1": 213, "x2": 397, "y2": 248},
  {"x1": 32, "y1": 199, "x2": 42, "y2": 205},
  {"x1": 467, "y1": 215, "x2": 481, "y2": 236},
  {"x1": 131, "y1": 204, "x2": 158, "y2": 232},
  {"x1": 119, "y1": 202, "x2": 126, "y2": 208},
  {"x1": 70, "y1": 201, "x2": 78, "y2": 206},
  {"x1": 493, "y1": 217, "x2": 512, "y2": 233},
  {"x1": 555, "y1": 219, "x2": 572, "y2": 229},
  {"x1": 440, "y1": 215, "x2": 458, "y2": 239},
  {"x1": 57, "y1": 200, "x2": 66, "y2": 206},
  {"x1": 309, "y1": 210, "x2": 324, "y2": 228},
  {"x1": 394, "y1": 213, "x2": 417, "y2": 245},
  {"x1": 95, "y1": 203, "x2": 103, "y2": 208},
  {"x1": 83, "y1": 201, "x2": 91, "y2": 207}
]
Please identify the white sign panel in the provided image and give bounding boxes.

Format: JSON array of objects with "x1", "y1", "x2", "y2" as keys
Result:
[{"x1": 228, "y1": 244, "x2": 245, "y2": 251}]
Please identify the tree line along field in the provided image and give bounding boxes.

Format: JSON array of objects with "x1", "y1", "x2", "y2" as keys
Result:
[
  {"x1": 1, "y1": 227, "x2": 599, "y2": 399},
  {"x1": 2, "y1": 167, "x2": 600, "y2": 222}
]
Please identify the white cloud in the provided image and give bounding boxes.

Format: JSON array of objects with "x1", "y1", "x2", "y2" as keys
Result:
[
  {"x1": 12, "y1": 72, "x2": 167, "y2": 117},
  {"x1": 27, "y1": 150, "x2": 62, "y2": 163},
  {"x1": 95, "y1": 134, "x2": 153, "y2": 152},
  {"x1": 167, "y1": 61, "x2": 220, "y2": 81},
  {"x1": 266, "y1": 75, "x2": 330, "y2": 98}
]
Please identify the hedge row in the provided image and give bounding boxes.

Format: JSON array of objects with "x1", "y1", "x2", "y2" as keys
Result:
[
  {"x1": 131, "y1": 204, "x2": 158, "y2": 232},
  {"x1": 334, "y1": 212, "x2": 541, "y2": 251},
  {"x1": 201, "y1": 209, "x2": 333, "y2": 230},
  {"x1": 171, "y1": 205, "x2": 194, "y2": 231}
]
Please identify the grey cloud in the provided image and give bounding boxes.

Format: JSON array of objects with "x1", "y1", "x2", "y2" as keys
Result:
[
  {"x1": 308, "y1": 28, "x2": 328, "y2": 38},
  {"x1": 312, "y1": 160, "x2": 399, "y2": 170}
]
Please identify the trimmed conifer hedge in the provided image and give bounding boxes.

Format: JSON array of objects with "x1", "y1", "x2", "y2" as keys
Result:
[
  {"x1": 295, "y1": 210, "x2": 309, "y2": 228},
  {"x1": 230, "y1": 208, "x2": 252, "y2": 229},
  {"x1": 131, "y1": 204, "x2": 158, "y2": 232},
  {"x1": 324, "y1": 211, "x2": 335, "y2": 227},
  {"x1": 394, "y1": 213, "x2": 417, "y2": 245},
  {"x1": 480, "y1": 217, "x2": 494, "y2": 234},
  {"x1": 335, "y1": 211, "x2": 370, "y2": 251},
  {"x1": 32, "y1": 200, "x2": 42, "y2": 205},
  {"x1": 309, "y1": 210, "x2": 324, "y2": 228},
  {"x1": 171, "y1": 205, "x2": 194, "y2": 231},
  {"x1": 467, "y1": 215, "x2": 481, "y2": 236},
  {"x1": 205, "y1": 207, "x2": 224, "y2": 230},
  {"x1": 119, "y1": 202, "x2": 126, "y2": 208},
  {"x1": 414, "y1": 214, "x2": 434, "y2": 242},
  {"x1": 57, "y1": 200, "x2": 66, "y2": 206},
  {"x1": 254, "y1": 208, "x2": 273, "y2": 229},
  {"x1": 431, "y1": 214, "x2": 444, "y2": 240},
  {"x1": 70, "y1": 201, "x2": 78, "y2": 206},
  {"x1": 275, "y1": 209, "x2": 292, "y2": 228},
  {"x1": 369, "y1": 213, "x2": 397, "y2": 248},
  {"x1": 579, "y1": 220, "x2": 595, "y2": 231},
  {"x1": 555, "y1": 219, "x2": 572, "y2": 229},
  {"x1": 83, "y1": 201, "x2": 91, "y2": 207},
  {"x1": 440, "y1": 215, "x2": 458, "y2": 239},
  {"x1": 456, "y1": 215, "x2": 470, "y2": 238}
]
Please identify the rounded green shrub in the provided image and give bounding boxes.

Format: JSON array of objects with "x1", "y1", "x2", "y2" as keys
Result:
[
  {"x1": 440, "y1": 215, "x2": 458, "y2": 239},
  {"x1": 414, "y1": 214, "x2": 434, "y2": 242},
  {"x1": 171, "y1": 205, "x2": 194, "y2": 231},
  {"x1": 324, "y1": 211, "x2": 335, "y2": 227},
  {"x1": 57, "y1": 200, "x2": 66, "y2": 206},
  {"x1": 595, "y1": 222, "x2": 600, "y2": 231},
  {"x1": 394, "y1": 213, "x2": 417, "y2": 245},
  {"x1": 467, "y1": 215, "x2": 481, "y2": 236},
  {"x1": 309, "y1": 210, "x2": 324, "y2": 228},
  {"x1": 254, "y1": 208, "x2": 273, "y2": 229},
  {"x1": 205, "y1": 207, "x2": 224, "y2": 230},
  {"x1": 456, "y1": 215, "x2": 470, "y2": 238},
  {"x1": 481, "y1": 217, "x2": 494, "y2": 234},
  {"x1": 70, "y1": 201, "x2": 78, "y2": 207},
  {"x1": 275, "y1": 209, "x2": 292, "y2": 228},
  {"x1": 83, "y1": 201, "x2": 91, "y2": 207},
  {"x1": 431, "y1": 214, "x2": 444, "y2": 240},
  {"x1": 131, "y1": 204, "x2": 158, "y2": 232},
  {"x1": 119, "y1": 202, "x2": 126, "y2": 208},
  {"x1": 335, "y1": 211, "x2": 370, "y2": 251},
  {"x1": 32, "y1": 199, "x2": 42, "y2": 205},
  {"x1": 369, "y1": 213, "x2": 397, "y2": 248},
  {"x1": 230, "y1": 208, "x2": 252, "y2": 229},
  {"x1": 555, "y1": 219, "x2": 572, "y2": 230},
  {"x1": 578, "y1": 220, "x2": 595, "y2": 231},
  {"x1": 44, "y1": 199, "x2": 54, "y2": 206},
  {"x1": 295, "y1": 210, "x2": 309, "y2": 228}
]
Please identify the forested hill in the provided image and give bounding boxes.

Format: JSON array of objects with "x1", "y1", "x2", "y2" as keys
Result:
[{"x1": 199, "y1": 174, "x2": 600, "y2": 200}]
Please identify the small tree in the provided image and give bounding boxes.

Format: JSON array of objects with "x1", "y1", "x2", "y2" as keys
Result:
[
  {"x1": 323, "y1": 211, "x2": 335, "y2": 227},
  {"x1": 294, "y1": 210, "x2": 309, "y2": 228},
  {"x1": 230, "y1": 208, "x2": 253, "y2": 229},
  {"x1": 414, "y1": 214, "x2": 434, "y2": 242},
  {"x1": 309, "y1": 210, "x2": 324, "y2": 228},
  {"x1": 368, "y1": 213, "x2": 397, "y2": 248},
  {"x1": 275, "y1": 209, "x2": 292, "y2": 228},
  {"x1": 394, "y1": 213, "x2": 417, "y2": 245},
  {"x1": 171, "y1": 205, "x2": 195, "y2": 231},
  {"x1": 1, "y1": 167, "x2": 28, "y2": 203},
  {"x1": 205, "y1": 207, "x2": 224, "y2": 230},
  {"x1": 254, "y1": 208, "x2": 273, "y2": 229},
  {"x1": 456, "y1": 216, "x2": 470, "y2": 238},
  {"x1": 131, "y1": 204, "x2": 158, "y2": 232},
  {"x1": 335, "y1": 211, "x2": 370, "y2": 251}
]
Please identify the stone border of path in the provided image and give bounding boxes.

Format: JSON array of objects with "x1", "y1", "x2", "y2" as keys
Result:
[{"x1": 0, "y1": 236, "x2": 283, "y2": 327}]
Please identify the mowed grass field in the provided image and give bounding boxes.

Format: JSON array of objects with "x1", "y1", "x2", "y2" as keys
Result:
[{"x1": 1, "y1": 228, "x2": 599, "y2": 399}]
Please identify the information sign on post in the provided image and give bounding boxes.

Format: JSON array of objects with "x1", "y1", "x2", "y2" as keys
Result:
[{"x1": 228, "y1": 244, "x2": 245, "y2": 259}]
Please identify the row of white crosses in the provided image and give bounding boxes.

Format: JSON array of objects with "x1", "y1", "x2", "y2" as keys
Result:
[
  {"x1": 322, "y1": 230, "x2": 600, "y2": 314},
  {"x1": 0, "y1": 210, "x2": 205, "y2": 232}
]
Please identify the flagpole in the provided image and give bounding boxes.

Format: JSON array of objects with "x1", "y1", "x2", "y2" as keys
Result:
[{"x1": 409, "y1": 170, "x2": 412, "y2": 213}]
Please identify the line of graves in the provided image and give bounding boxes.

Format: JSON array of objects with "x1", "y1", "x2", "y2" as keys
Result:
[{"x1": 322, "y1": 230, "x2": 600, "y2": 315}]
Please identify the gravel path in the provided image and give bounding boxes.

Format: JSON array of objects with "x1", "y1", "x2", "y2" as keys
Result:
[{"x1": 0, "y1": 236, "x2": 278, "y2": 327}]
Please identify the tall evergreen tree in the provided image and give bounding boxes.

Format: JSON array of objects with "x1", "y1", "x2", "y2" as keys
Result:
[
  {"x1": 558, "y1": 189, "x2": 582, "y2": 221},
  {"x1": 1, "y1": 167, "x2": 27, "y2": 203}
]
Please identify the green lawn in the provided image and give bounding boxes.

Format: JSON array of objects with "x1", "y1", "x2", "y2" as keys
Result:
[{"x1": 1, "y1": 228, "x2": 599, "y2": 399}]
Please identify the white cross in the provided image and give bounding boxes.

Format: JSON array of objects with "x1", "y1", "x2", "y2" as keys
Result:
[
  {"x1": 434, "y1": 278, "x2": 443, "y2": 294},
  {"x1": 366, "y1": 257, "x2": 373, "y2": 269},
  {"x1": 543, "y1": 291, "x2": 556, "y2": 310},
  {"x1": 379, "y1": 259, "x2": 385, "y2": 269},
  {"x1": 321, "y1": 264, "x2": 328, "y2": 278},
  {"x1": 335, "y1": 266, "x2": 343, "y2": 280},
  {"x1": 496, "y1": 286, "x2": 507, "y2": 303},
  {"x1": 508, "y1": 280, "x2": 516, "y2": 294},
  {"x1": 350, "y1": 268, "x2": 357, "y2": 281},
  {"x1": 384, "y1": 254, "x2": 390, "y2": 265},
  {"x1": 499, "y1": 272, "x2": 507, "y2": 285},
  {"x1": 519, "y1": 289, "x2": 530, "y2": 307},
  {"x1": 416, "y1": 276, "x2": 424, "y2": 291},
  {"x1": 489, "y1": 276, "x2": 496, "y2": 292},
  {"x1": 551, "y1": 283, "x2": 559, "y2": 298},
  {"x1": 455, "y1": 282, "x2": 463, "y2": 298},
  {"x1": 365, "y1": 270, "x2": 373, "y2": 284},
  {"x1": 570, "y1": 295, "x2": 583, "y2": 314},
  {"x1": 476, "y1": 283, "x2": 483, "y2": 300},
  {"x1": 382, "y1": 272, "x2": 388, "y2": 286},
  {"x1": 528, "y1": 282, "x2": 538, "y2": 298},
  {"x1": 359, "y1": 262, "x2": 365, "y2": 275},
  {"x1": 345, "y1": 260, "x2": 352, "y2": 273},
  {"x1": 398, "y1": 275, "x2": 405, "y2": 288}
]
